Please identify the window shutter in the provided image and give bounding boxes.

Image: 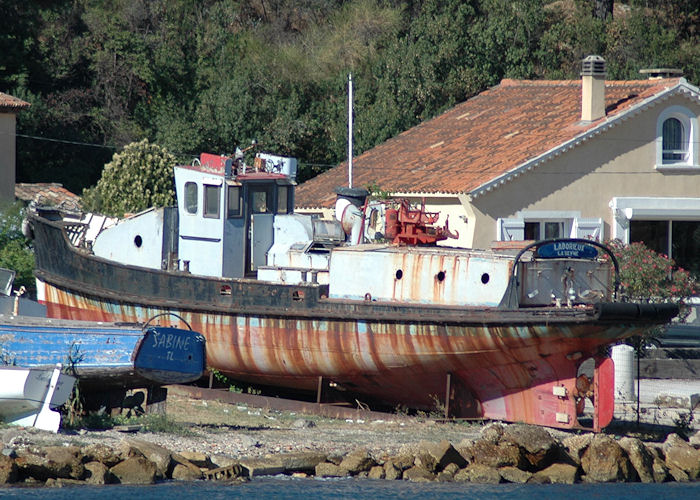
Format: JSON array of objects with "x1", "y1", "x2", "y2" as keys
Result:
[
  {"x1": 572, "y1": 218, "x2": 603, "y2": 240},
  {"x1": 497, "y1": 218, "x2": 524, "y2": 241}
]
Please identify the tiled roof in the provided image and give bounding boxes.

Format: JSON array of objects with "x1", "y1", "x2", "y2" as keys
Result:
[
  {"x1": 295, "y1": 78, "x2": 687, "y2": 208},
  {"x1": 0, "y1": 92, "x2": 30, "y2": 112},
  {"x1": 15, "y1": 183, "x2": 81, "y2": 209}
]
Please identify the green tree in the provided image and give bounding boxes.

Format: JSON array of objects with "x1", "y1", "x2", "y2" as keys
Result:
[
  {"x1": 81, "y1": 139, "x2": 176, "y2": 216},
  {"x1": 0, "y1": 201, "x2": 35, "y2": 298}
]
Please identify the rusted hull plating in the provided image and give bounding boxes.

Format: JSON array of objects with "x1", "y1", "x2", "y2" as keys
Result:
[{"x1": 37, "y1": 280, "x2": 658, "y2": 430}]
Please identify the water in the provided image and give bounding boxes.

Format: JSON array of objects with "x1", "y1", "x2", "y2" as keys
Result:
[{"x1": 1, "y1": 477, "x2": 699, "y2": 499}]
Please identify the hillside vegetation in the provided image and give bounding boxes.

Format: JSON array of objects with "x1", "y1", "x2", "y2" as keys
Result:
[{"x1": 2, "y1": 0, "x2": 697, "y2": 192}]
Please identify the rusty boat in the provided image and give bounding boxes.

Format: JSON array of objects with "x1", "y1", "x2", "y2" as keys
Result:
[{"x1": 26, "y1": 151, "x2": 678, "y2": 430}]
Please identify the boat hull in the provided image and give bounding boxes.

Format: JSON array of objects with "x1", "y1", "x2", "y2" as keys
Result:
[
  {"x1": 0, "y1": 316, "x2": 206, "y2": 390},
  {"x1": 30, "y1": 212, "x2": 677, "y2": 430}
]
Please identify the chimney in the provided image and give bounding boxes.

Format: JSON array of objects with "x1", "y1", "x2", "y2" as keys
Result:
[{"x1": 581, "y1": 55, "x2": 606, "y2": 122}]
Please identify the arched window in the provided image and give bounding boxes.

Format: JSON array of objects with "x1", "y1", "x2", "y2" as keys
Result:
[
  {"x1": 656, "y1": 105, "x2": 698, "y2": 168},
  {"x1": 662, "y1": 117, "x2": 686, "y2": 162}
]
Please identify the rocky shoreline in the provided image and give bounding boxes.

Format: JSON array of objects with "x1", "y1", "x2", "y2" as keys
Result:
[{"x1": 1, "y1": 392, "x2": 699, "y2": 487}]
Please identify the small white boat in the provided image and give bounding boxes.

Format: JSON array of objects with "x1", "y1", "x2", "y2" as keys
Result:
[{"x1": 0, "y1": 364, "x2": 76, "y2": 432}]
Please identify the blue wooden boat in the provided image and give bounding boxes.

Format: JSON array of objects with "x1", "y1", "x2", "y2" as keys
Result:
[{"x1": 0, "y1": 314, "x2": 206, "y2": 391}]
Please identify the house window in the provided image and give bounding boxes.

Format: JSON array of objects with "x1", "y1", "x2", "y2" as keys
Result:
[
  {"x1": 204, "y1": 184, "x2": 221, "y2": 218},
  {"x1": 524, "y1": 221, "x2": 564, "y2": 240},
  {"x1": 630, "y1": 220, "x2": 700, "y2": 279},
  {"x1": 662, "y1": 118, "x2": 686, "y2": 162},
  {"x1": 498, "y1": 213, "x2": 602, "y2": 241},
  {"x1": 184, "y1": 182, "x2": 197, "y2": 214},
  {"x1": 656, "y1": 106, "x2": 698, "y2": 168}
]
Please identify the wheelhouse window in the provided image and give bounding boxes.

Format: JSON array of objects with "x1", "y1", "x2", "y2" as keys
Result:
[
  {"x1": 277, "y1": 186, "x2": 289, "y2": 214},
  {"x1": 662, "y1": 118, "x2": 686, "y2": 163},
  {"x1": 203, "y1": 184, "x2": 221, "y2": 219},
  {"x1": 250, "y1": 186, "x2": 273, "y2": 214},
  {"x1": 227, "y1": 185, "x2": 241, "y2": 218},
  {"x1": 184, "y1": 182, "x2": 198, "y2": 214}
]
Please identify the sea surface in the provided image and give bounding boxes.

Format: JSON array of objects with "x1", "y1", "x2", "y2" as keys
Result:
[{"x1": 1, "y1": 477, "x2": 700, "y2": 499}]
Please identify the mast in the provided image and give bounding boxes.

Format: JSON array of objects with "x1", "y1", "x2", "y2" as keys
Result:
[{"x1": 348, "y1": 73, "x2": 353, "y2": 188}]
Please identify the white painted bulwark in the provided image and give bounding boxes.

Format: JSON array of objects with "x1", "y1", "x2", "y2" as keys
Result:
[
  {"x1": 328, "y1": 245, "x2": 511, "y2": 306},
  {"x1": 92, "y1": 208, "x2": 167, "y2": 269}
]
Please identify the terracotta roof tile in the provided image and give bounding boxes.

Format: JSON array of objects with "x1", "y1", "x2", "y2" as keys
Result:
[
  {"x1": 15, "y1": 183, "x2": 80, "y2": 209},
  {"x1": 0, "y1": 92, "x2": 30, "y2": 112},
  {"x1": 296, "y1": 78, "x2": 683, "y2": 208}
]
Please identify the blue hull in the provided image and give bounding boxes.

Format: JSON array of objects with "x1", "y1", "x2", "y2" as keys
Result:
[{"x1": 0, "y1": 316, "x2": 206, "y2": 389}]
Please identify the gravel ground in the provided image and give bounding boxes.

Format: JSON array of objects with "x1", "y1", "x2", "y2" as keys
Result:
[
  {"x1": 2, "y1": 391, "x2": 486, "y2": 463},
  {"x1": 4, "y1": 383, "x2": 695, "y2": 463}
]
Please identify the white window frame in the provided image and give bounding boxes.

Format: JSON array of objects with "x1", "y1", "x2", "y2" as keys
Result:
[
  {"x1": 497, "y1": 211, "x2": 602, "y2": 241},
  {"x1": 610, "y1": 197, "x2": 700, "y2": 243},
  {"x1": 655, "y1": 105, "x2": 699, "y2": 170}
]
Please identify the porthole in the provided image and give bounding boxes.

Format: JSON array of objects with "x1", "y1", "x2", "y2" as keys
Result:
[
  {"x1": 395, "y1": 270, "x2": 403, "y2": 280},
  {"x1": 436, "y1": 271, "x2": 446, "y2": 282},
  {"x1": 481, "y1": 273, "x2": 490, "y2": 284},
  {"x1": 134, "y1": 235, "x2": 143, "y2": 248}
]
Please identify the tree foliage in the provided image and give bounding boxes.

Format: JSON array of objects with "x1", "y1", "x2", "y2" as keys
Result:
[
  {"x1": 81, "y1": 139, "x2": 176, "y2": 217},
  {"x1": 0, "y1": 202, "x2": 35, "y2": 297},
  {"x1": 1, "y1": 0, "x2": 698, "y2": 192}
]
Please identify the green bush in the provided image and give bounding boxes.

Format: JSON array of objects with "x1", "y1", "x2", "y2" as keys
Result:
[{"x1": 81, "y1": 139, "x2": 176, "y2": 217}]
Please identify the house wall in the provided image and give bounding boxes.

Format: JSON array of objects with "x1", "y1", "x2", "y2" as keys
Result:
[
  {"x1": 0, "y1": 113, "x2": 16, "y2": 203},
  {"x1": 469, "y1": 94, "x2": 700, "y2": 248}
]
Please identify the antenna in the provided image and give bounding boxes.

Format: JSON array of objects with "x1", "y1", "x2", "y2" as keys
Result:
[{"x1": 348, "y1": 73, "x2": 353, "y2": 188}]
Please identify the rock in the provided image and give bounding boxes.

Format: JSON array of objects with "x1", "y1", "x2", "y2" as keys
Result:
[
  {"x1": 275, "y1": 452, "x2": 328, "y2": 473},
  {"x1": 619, "y1": 437, "x2": 655, "y2": 483},
  {"x1": 498, "y1": 466, "x2": 532, "y2": 484},
  {"x1": 663, "y1": 433, "x2": 700, "y2": 479},
  {"x1": 502, "y1": 424, "x2": 558, "y2": 470},
  {"x1": 402, "y1": 465, "x2": 435, "y2": 482},
  {"x1": 80, "y1": 443, "x2": 122, "y2": 467},
  {"x1": 292, "y1": 419, "x2": 316, "y2": 429},
  {"x1": 561, "y1": 434, "x2": 593, "y2": 465},
  {"x1": 122, "y1": 439, "x2": 172, "y2": 479},
  {"x1": 462, "y1": 439, "x2": 524, "y2": 468},
  {"x1": 689, "y1": 429, "x2": 700, "y2": 447},
  {"x1": 454, "y1": 464, "x2": 501, "y2": 483},
  {"x1": 668, "y1": 465, "x2": 690, "y2": 482},
  {"x1": 389, "y1": 454, "x2": 415, "y2": 471},
  {"x1": 580, "y1": 435, "x2": 635, "y2": 482},
  {"x1": 339, "y1": 448, "x2": 375, "y2": 474},
  {"x1": 644, "y1": 444, "x2": 670, "y2": 483},
  {"x1": 45, "y1": 478, "x2": 86, "y2": 487},
  {"x1": 238, "y1": 458, "x2": 285, "y2": 477},
  {"x1": 480, "y1": 423, "x2": 506, "y2": 443},
  {"x1": 110, "y1": 456, "x2": 157, "y2": 484},
  {"x1": 84, "y1": 461, "x2": 112, "y2": 485},
  {"x1": 0, "y1": 455, "x2": 18, "y2": 484},
  {"x1": 15, "y1": 446, "x2": 85, "y2": 481},
  {"x1": 419, "y1": 440, "x2": 467, "y2": 471},
  {"x1": 368, "y1": 465, "x2": 385, "y2": 479},
  {"x1": 171, "y1": 463, "x2": 203, "y2": 481},
  {"x1": 413, "y1": 451, "x2": 437, "y2": 473},
  {"x1": 383, "y1": 461, "x2": 402, "y2": 480},
  {"x1": 170, "y1": 453, "x2": 203, "y2": 480},
  {"x1": 532, "y1": 463, "x2": 579, "y2": 484},
  {"x1": 178, "y1": 451, "x2": 213, "y2": 469},
  {"x1": 315, "y1": 462, "x2": 346, "y2": 478}
]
